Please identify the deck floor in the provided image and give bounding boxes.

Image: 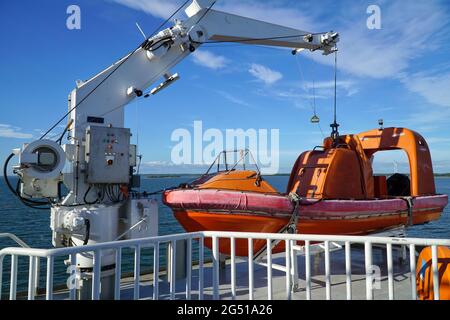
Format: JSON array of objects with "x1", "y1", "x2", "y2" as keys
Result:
[{"x1": 116, "y1": 245, "x2": 414, "y2": 300}]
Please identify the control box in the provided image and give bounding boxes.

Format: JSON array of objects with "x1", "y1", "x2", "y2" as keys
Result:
[{"x1": 85, "y1": 126, "x2": 131, "y2": 184}]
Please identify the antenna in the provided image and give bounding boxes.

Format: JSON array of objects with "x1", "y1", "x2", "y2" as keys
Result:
[
  {"x1": 135, "y1": 22, "x2": 147, "y2": 40},
  {"x1": 330, "y1": 48, "x2": 340, "y2": 145}
]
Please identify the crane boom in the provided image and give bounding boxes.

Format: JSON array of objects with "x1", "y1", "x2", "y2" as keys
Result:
[{"x1": 69, "y1": 0, "x2": 338, "y2": 140}]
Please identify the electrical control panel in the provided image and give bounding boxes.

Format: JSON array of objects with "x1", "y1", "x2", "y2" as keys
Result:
[{"x1": 85, "y1": 126, "x2": 131, "y2": 184}]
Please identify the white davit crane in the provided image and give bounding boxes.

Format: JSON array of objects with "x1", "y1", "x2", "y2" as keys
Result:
[{"x1": 5, "y1": 0, "x2": 338, "y2": 298}]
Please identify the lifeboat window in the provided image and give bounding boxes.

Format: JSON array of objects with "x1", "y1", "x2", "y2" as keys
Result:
[{"x1": 371, "y1": 150, "x2": 411, "y2": 197}]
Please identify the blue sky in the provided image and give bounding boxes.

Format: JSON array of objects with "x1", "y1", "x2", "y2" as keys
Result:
[{"x1": 1, "y1": 0, "x2": 450, "y2": 174}]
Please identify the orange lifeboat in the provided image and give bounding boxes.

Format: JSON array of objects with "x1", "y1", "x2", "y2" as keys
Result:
[
  {"x1": 416, "y1": 246, "x2": 450, "y2": 300},
  {"x1": 163, "y1": 128, "x2": 448, "y2": 256}
]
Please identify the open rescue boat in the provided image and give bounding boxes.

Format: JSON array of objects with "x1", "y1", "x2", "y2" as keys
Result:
[{"x1": 163, "y1": 127, "x2": 448, "y2": 256}]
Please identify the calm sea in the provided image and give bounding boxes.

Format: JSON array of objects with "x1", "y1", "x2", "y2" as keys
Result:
[{"x1": 1, "y1": 176, "x2": 449, "y2": 295}]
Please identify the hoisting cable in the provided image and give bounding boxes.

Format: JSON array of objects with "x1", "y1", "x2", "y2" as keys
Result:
[
  {"x1": 39, "y1": 0, "x2": 193, "y2": 140},
  {"x1": 294, "y1": 55, "x2": 325, "y2": 138},
  {"x1": 330, "y1": 48, "x2": 340, "y2": 145}
]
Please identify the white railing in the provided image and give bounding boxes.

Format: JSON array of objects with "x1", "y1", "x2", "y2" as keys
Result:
[
  {"x1": 0, "y1": 231, "x2": 449, "y2": 300},
  {"x1": 0, "y1": 233, "x2": 40, "y2": 298}
]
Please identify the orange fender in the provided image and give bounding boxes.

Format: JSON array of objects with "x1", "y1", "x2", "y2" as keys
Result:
[{"x1": 416, "y1": 246, "x2": 450, "y2": 300}]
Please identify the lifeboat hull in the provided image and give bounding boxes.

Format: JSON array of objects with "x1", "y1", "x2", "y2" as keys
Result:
[{"x1": 163, "y1": 189, "x2": 447, "y2": 256}]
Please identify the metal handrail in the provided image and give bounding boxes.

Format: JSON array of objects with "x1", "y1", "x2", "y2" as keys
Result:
[
  {"x1": 0, "y1": 233, "x2": 31, "y2": 248},
  {"x1": 0, "y1": 233, "x2": 40, "y2": 298},
  {"x1": 1, "y1": 231, "x2": 449, "y2": 301}
]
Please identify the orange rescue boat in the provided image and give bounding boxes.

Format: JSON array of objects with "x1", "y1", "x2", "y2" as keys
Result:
[{"x1": 163, "y1": 128, "x2": 448, "y2": 256}]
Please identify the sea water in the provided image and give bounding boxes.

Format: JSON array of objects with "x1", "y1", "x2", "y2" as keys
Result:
[{"x1": 1, "y1": 176, "x2": 449, "y2": 296}]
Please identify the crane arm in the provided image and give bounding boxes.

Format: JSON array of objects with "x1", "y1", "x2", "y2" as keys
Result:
[{"x1": 68, "y1": 0, "x2": 338, "y2": 139}]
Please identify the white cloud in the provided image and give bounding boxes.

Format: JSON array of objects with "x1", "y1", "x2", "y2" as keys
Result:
[
  {"x1": 0, "y1": 124, "x2": 33, "y2": 139},
  {"x1": 191, "y1": 50, "x2": 228, "y2": 70},
  {"x1": 401, "y1": 71, "x2": 450, "y2": 108},
  {"x1": 303, "y1": 80, "x2": 358, "y2": 97},
  {"x1": 215, "y1": 0, "x2": 320, "y2": 32},
  {"x1": 248, "y1": 63, "x2": 282, "y2": 85},
  {"x1": 216, "y1": 90, "x2": 250, "y2": 107},
  {"x1": 110, "y1": 0, "x2": 179, "y2": 19},
  {"x1": 307, "y1": 1, "x2": 449, "y2": 79}
]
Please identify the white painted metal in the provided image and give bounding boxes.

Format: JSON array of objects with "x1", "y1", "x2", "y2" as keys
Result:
[
  {"x1": 431, "y1": 245, "x2": 440, "y2": 300},
  {"x1": 285, "y1": 240, "x2": 291, "y2": 300},
  {"x1": 186, "y1": 238, "x2": 192, "y2": 300},
  {"x1": 212, "y1": 236, "x2": 219, "y2": 300},
  {"x1": 409, "y1": 244, "x2": 417, "y2": 300},
  {"x1": 230, "y1": 237, "x2": 236, "y2": 299},
  {"x1": 248, "y1": 238, "x2": 254, "y2": 300},
  {"x1": 69, "y1": 254, "x2": 76, "y2": 300},
  {"x1": 46, "y1": 256, "x2": 54, "y2": 300},
  {"x1": 27, "y1": 256, "x2": 37, "y2": 300},
  {"x1": 170, "y1": 241, "x2": 176, "y2": 300},
  {"x1": 1, "y1": 231, "x2": 449, "y2": 301},
  {"x1": 345, "y1": 241, "x2": 352, "y2": 300},
  {"x1": 324, "y1": 241, "x2": 331, "y2": 300},
  {"x1": 10, "y1": 255, "x2": 17, "y2": 300},
  {"x1": 92, "y1": 250, "x2": 101, "y2": 300},
  {"x1": 153, "y1": 243, "x2": 159, "y2": 300},
  {"x1": 387, "y1": 243, "x2": 394, "y2": 300},
  {"x1": 114, "y1": 248, "x2": 122, "y2": 300},
  {"x1": 198, "y1": 237, "x2": 204, "y2": 300},
  {"x1": 365, "y1": 242, "x2": 373, "y2": 300},
  {"x1": 266, "y1": 239, "x2": 273, "y2": 300},
  {"x1": 133, "y1": 246, "x2": 140, "y2": 300},
  {"x1": 305, "y1": 240, "x2": 311, "y2": 300}
]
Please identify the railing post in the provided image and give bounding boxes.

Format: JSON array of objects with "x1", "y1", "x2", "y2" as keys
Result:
[
  {"x1": 199, "y1": 237, "x2": 204, "y2": 300},
  {"x1": 285, "y1": 240, "x2": 291, "y2": 300},
  {"x1": 248, "y1": 238, "x2": 254, "y2": 300},
  {"x1": 114, "y1": 247, "x2": 122, "y2": 300},
  {"x1": 46, "y1": 256, "x2": 54, "y2": 300},
  {"x1": 153, "y1": 242, "x2": 159, "y2": 300},
  {"x1": 92, "y1": 250, "x2": 101, "y2": 300},
  {"x1": 324, "y1": 241, "x2": 331, "y2": 300},
  {"x1": 431, "y1": 245, "x2": 440, "y2": 300},
  {"x1": 69, "y1": 254, "x2": 77, "y2": 300},
  {"x1": 387, "y1": 243, "x2": 394, "y2": 300},
  {"x1": 28, "y1": 256, "x2": 36, "y2": 300},
  {"x1": 231, "y1": 237, "x2": 236, "y2": 300},
  {"x1": 10, "y1": 255, "x2": 18, "y2": 300},
  {"x1": 345, "y1": 241, "x2": 352, "y2": 300},
  {"x1": 186, "y1": 238, "x2": 192, "y2": 300},
  {"x1": 305, "y1": 240, "x2": 311, "y2": 300},
  {"x1": 266, "y1": 239, "x2": 272, "y2": 300},
  {"x1": 34, "y1": 256, "x2": 40, "y2": 296},
  {"x1": 0, "y1": 256, "x2": 3, "y2": 299},
  {"x1": 170, "y1": 241, "x2": 176, "y2": 300},
  {"x1": 212, "y1": 236, "x2": 219, "y2": 300},
  {"x1": 134, "y1": 245, "x2": 141, "y2": 300},
  {"x1": 365, "y1": 242, "x2": 373, "y2": 300},
  {"x1": 409, "y1": 244, "x2": 416, "y2": 300}
]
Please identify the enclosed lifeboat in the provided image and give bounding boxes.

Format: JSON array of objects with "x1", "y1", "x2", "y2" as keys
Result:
[{"x1": 163, "y1": 128, "x2": 448, "y2": 256}]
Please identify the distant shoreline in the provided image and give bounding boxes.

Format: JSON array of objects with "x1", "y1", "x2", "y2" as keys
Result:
[
  {"x1": 3, "y1": 173, "x2": 450, "y2": 179},
  {"x1": 141, "y1": 173, "x2": 450, "y2": 179}
]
